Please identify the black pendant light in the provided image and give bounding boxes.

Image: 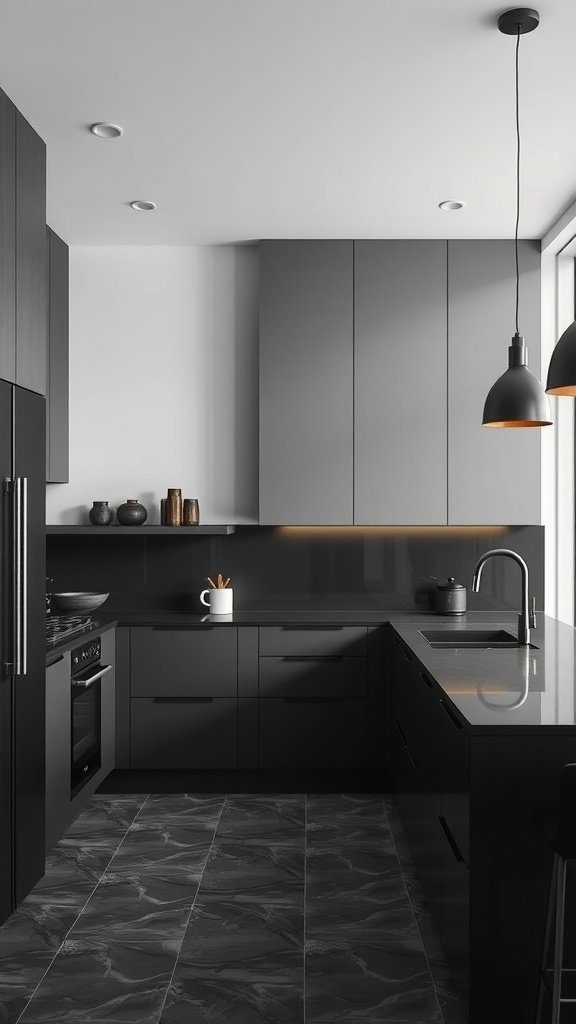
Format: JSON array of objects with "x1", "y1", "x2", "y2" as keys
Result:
[
  {"x1": 546, "y1": 322, "x2": 576, "y2": 396},
  {"x1": 482, "y1": 8, "x2": 552, "y2": 428}
]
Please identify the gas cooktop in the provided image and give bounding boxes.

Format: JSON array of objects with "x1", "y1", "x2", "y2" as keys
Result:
[{"x1": 46, "y1": 615, "x2": 93, "y2": 647}]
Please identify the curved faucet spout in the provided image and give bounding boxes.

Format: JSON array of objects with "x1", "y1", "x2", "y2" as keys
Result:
[{"x1": 471, "y1": 548, "x2": 534, "y2": 646}]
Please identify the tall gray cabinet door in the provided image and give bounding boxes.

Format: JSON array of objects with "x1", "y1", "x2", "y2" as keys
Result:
[
  {"x1": 259, "y1": 241, "x2": 353, "y2": 525},
  {"x1": 448, "y1": 241, "x2": 541, "y2": 525},
  {"x1": 47, "y1": 228, "x2": 69, "y2": 483},
  {"x1": 354, "y1": 241, "x2": 448, "y2": 524},
  {"x1": 16, "y1": 111, "x2": 47, "y2": 396}
]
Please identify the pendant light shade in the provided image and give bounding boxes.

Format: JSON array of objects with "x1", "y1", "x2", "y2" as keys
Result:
[
  {"x1": 483, "y1": 333, "x2": 553, "y2": 426},
  {"x1": 546, "y1": 321, "x2": 576, "y2": 396},
  {"x1": 481, "y1": 8, "x2": 552, "y2": 429}
]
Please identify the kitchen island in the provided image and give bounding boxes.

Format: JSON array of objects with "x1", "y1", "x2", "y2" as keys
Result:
[{"x1": 388, "y1": 613, "x2": 576, "y2": 1024}]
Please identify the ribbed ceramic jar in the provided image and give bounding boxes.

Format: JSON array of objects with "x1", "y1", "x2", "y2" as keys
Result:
[
  {"x1": 166, "y1": 488, "x2": 182, "y2": 526},
  {"x1": 183, "y1": 498, "x2": 200, "y2": 525},
  {"x1": 116, "y1": 499, "x2": 147, "y2": 526},
  {"x1": 89, "y1": 501, "x2": 113, "y2": 526}
]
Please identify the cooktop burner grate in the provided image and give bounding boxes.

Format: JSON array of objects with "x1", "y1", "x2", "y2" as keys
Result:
[{"x1": 46, "y1": 615, "x2": 92, "y2": 646}]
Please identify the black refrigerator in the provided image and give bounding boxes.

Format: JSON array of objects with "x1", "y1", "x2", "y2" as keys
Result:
[{"x1": 0, "y1": 378, "x2": 46, "y2": 925}]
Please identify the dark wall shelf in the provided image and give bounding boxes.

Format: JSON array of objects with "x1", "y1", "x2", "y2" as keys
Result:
[{"x1": 46, "y1": 525, "x2": 236, "y2": 536}]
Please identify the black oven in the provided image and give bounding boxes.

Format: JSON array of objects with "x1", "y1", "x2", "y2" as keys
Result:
[{"x1": 70, "y1": 637, "x2": 111, "y2": 797}]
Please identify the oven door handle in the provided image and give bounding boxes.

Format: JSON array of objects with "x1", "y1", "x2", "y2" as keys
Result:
[{"x1": 73, "y1": 664, "x2": 112, "y2": 689}]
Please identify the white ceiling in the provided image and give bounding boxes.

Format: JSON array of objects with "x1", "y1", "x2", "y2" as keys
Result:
[{"x1": 0, "y1": 0, "x2": 574, "y2": 244}]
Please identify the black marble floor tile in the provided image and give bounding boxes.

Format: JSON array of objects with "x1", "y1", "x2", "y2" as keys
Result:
[
  {"x1": 307, "y1": 794, "x2": 396, "y2": 854},
  {"x1": 17, "y1": 936, "x2": 176, "y2": 1024},
  {"x1": 160, "y1": 899, "x2": 304, "y2": 1024},
  {"x1": 109, "y1": 822, "x2": 214, "y2": 876},
  {"x1": 218, "y1": 795, "x2": 305, "y2": 841},
  {"x1": 306, "y1": 941, "x2": 443, "y2": 1023},
  {"x1": 137, "y1": 794, "x2": 225, "y2": 827},
  {"x1": 44, "y1": 833, "x2": 125, "y2": 885},
  {"x1": 199, "y1": 837, "x2": 305, "y2": 901},
  {"x1": 68, "y1": 869, "x2": 196, "y2": 945},
  {"x1": 0, "y1": 922, "x2": 54, "y2": 1024},
  {"x1": 64, "y1": 795, "x2": 146, "y2": 839}
]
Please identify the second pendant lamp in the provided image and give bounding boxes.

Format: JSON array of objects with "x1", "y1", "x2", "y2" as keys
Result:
[{"x1": 482, "y1": 7, "x2": 551, "y2": 429}]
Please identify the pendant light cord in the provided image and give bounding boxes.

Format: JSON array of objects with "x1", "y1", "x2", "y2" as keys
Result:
[{"x1": 515, "y1": 26, "x2": 521, "y2": 335}]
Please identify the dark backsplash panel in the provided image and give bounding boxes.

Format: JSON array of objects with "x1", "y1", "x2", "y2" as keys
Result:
[{"x1": 46, "y1": 525, "x2": 544, "y2": 614}]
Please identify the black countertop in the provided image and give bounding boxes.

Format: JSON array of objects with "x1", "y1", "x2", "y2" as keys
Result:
[
  {"x1": 44, "y1": 607, "x2": 576, "y2": 730},
  {"x1": 390, "y1": 612, "x2": 576, "y2": 731}
]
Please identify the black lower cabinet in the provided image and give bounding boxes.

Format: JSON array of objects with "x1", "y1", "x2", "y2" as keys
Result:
[
  {"x1": 124, "y1": 625, "x2": 375, "y2": 772},
  {"x1": 131, "y1": 698, "x2": 238, "y2": 769},
  {"x1": 259, "y1": 697, "x2": 367, "y2": 769}
]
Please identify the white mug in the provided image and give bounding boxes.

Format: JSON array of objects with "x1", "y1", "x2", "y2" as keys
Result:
[{"x1": 200, "y1": 588, "x2": 233, "y2": 615}]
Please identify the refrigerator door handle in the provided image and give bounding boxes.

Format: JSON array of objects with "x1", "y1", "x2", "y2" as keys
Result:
[
  {"x1": 14, "y1": 477, "x2": 27, "y2": 677},
  {"x1": 2, "y1": 477, "x2": 14, "y2": 674}
]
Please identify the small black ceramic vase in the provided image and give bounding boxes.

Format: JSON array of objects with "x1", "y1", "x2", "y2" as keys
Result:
[
  {"x1": 89, "y1": 500, "x2": 113, "y2": 526},
  {"x1": 116, "y1": 499, "x2": 147, "y2": 526}
]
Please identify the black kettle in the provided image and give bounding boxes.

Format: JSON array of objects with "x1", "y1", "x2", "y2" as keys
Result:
[{"x1": 433, "y1": 577, "x2": 467, "y2": 616}]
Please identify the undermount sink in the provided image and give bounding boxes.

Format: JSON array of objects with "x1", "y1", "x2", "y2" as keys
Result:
[{"x1": 419, "y1": 628, "x2": 538, "y2": 650}]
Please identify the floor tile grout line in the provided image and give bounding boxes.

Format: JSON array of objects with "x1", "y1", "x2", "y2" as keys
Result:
[
  {"x1": 155, "y1": 794, "x2": 228, "y2": 1024},
  {"x1": 381, "y1": 795, "x2": 447, "y2": 1024},
  {"x1": 303, "y1": 792, "x2": 307, "y2": 1024},
  {"x1": 14, "y1": 794, "x2": 151, "y2": 1024}
]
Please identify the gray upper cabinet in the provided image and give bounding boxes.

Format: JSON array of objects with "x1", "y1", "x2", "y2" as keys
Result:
[
  {"x1": 0, "y1": 90, "x2": 15, "y2": 384},
  {"x1": 448, "y1": 240, "x2": 542, "y2": 525},
  {"x1": 259, "y1": 241, "x2": 354, "y2": 525},
  {"x1": 259, "y1": 238, "x2": 542, "y2": 527},
  {"x1": 354, "y1": 241, "x2": 448, "y2": 524},
  {"x1": 47, "y1": 228, "x2": 69, "y2": 482},
  {"x1": 15, "y1": 110, "x2": 47, "y2": 396}
]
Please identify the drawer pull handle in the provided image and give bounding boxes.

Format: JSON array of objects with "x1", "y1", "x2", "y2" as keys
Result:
[
  {"x1": 283, "y1": 697, "x2": 343, "y2": 704},
  {"x1": 281, "y1": 655, "x2": 343, "y2": 663},
  {"x1": 439, "y1": 815, "x2": 465, "y2": 863},
  {"x1": 394, "y1": 719, "x2": 418, "y2": 771},
  {"x1": 420, "y1": 671, "x2": 434, "y2": 690},
  {"x1": 440, "y1": 699, "x2": 464, "y2": 731},
  {"x1": 395, "y1": 719, "x2": 408, "y2": 747},
  {"x1": 282, "y1": 626, "x2": 344, "y2": 632},
  {"x1": 152, "y1": 697, "x2": 215, "y2": 704},
  {"x1": 394, "y1": 636, "x2": 414, "y2": 661}
]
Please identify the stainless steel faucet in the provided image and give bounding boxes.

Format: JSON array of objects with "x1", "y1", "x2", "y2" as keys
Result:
[{"x1": 471, "y1": 548, "x2": 536, "y2": 646}]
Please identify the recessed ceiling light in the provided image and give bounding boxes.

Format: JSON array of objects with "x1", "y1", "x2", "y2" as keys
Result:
[
  {"x1": 439, "y1": 200, "x2": 466, "y2": 211},
  {"x1": 90, "y1": 122, "x2": 124, "y2": 138},
  {"x1": 130, "y1": 200, "x2": 157, "y2": 212}
]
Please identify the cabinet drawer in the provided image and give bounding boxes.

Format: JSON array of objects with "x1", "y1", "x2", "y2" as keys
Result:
[
  {"x1": 130, "y1": 697, "x2": 237, "y2": 769},
  {"x1": 259, "y1": 625, "x2": 367, "y2": 657},
  {"x1": 259, "y1": 656, "x2": 366, "y2": 697},
  {"x1": 131, "y1": 626, "x2": 237, "y2": 697},
  {"x1": 259, "y1": 698, "x2": 367, "y2": 769}
]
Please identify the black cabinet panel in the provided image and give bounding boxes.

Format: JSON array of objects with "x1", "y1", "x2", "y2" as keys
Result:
[
  {"x1": 259, "y1": 698, "x2": 367, "y2": 769},
  {"x1": 45, "y1": 653, "x2": 71, "y2": 851},
  {"x1": 259, "y1": 625, "x2": 367, "y2": 657},
  {"x1": 47, "y1": 227, "x2": 68, "y2": 482},
  {"x1": 13, "y1": 386, "x2": 46, "y2": 903},
  {"x1": 131, "y1": 626, "x2": 237, "y2": 697},
  {"x1": 0, "y1": 91, "x2": 15, "y2": 385},
  {"x1": 259, "y1": 656, "x2": 367, "y2": 698},
  {"x1": 131, "y1": 697, "x2": 237, "y2": 769}
]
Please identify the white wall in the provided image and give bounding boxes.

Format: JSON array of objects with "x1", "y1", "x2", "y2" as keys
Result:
[{"x1": 46, "y1": 245, "x2": 259, "y2": 524}]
